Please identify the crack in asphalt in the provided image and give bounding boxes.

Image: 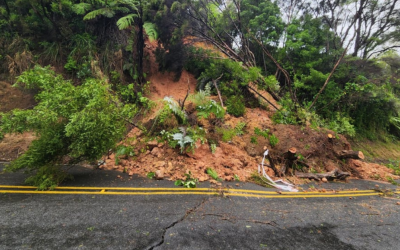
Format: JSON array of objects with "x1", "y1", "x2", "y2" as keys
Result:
[{"x1": 146, "y1": 197, "x2": 209, "y2": 250}]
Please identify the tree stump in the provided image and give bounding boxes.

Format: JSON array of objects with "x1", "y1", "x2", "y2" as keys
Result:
[{"x1": 282, "y1": 147, "x2": 298, "y2": 175}]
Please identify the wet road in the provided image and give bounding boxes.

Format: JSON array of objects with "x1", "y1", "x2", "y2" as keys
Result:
[{"x1": 1, "y1": 164, "x2": 399, "y2": 250}]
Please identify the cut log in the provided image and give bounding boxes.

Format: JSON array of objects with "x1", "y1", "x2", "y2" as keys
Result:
[
  {"x1": 296, "y1": 169, "x2": 350, "y2": 181},
  {"x1": 337, "y1": 150, "x2": 364, "y2": 160}
]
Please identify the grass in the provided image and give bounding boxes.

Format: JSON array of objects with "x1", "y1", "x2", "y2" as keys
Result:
[
  {"x1": 350, "y1": 139, "x2": 400, "y2": 163},
  {"x1": 248, "y1": 171, "x2": 274, "y2": 188}
]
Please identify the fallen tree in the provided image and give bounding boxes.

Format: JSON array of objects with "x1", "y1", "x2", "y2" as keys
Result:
[{"x1": 296, "y1": 169, "x2": 350, "y2": 181}]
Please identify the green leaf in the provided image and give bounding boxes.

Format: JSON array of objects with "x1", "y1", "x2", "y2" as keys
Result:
[{"x1": 117, "y1": 14, "x2": 137, "y2": 30}]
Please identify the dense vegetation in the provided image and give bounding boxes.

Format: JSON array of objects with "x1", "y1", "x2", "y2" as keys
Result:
[{"x1": 1, "y1": 0, "x2": 400, "y2": 188}]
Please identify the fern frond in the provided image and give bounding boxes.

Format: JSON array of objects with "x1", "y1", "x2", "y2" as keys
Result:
[
  {"x1": 117, "y1": 13, "x2": 137, "y2": 30},
  {"x1": 143, "y1": 22, "x2": 158, "y2": 41},
  {"x1": 114, "y1": 6, "x2": 130, "y2": 13},
  {"x1": 72, "y1": 3, "x2": 92, "y2": 15},
  {"x1": 118, "y1": 0, "x2": 139, "y2": 13},
  {"x1": 84, "y1": 8, "x2": 115, "y2": 20}
]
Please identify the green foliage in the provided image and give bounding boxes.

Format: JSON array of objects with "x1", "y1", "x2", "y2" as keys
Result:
[
  {"x1": 226, "y1": 95, "x2": 246, "y2": 117},
  {"x1": 114, "y1": 145, "x2": 135, "y2": 165},
  {"x1": 164, "y1": 96, "x2": 187, "y2": 124},
  {"x1": 216, "y1": 127, "x2": 236, "y2": 143},
  {"x1": 206, "y1": 167, "x2": 221, "y2": 181},
  {"x1": 25, "y1": 165, "x2": 71, "y2": 191},
  {"x1": 0, "y1": 66, "x2": 136, "y2": 189},
  {"x1": 326, "y1": 113, "x2": 356, "y2": 137},
  {"x1": 386, "y1": 160, "x2": 400, "y2": 176},
  {"x1": 143, "y1": 22, "x2": 158, "y2": 41},
  {"x1": 189, "y1": 85, "x2": 225, "y2": 119},
  {"x1": 196, "y1": 100, "x2": 225, "y2": 119},
  {"x1": 210, "y1": 143, "x2": 217, "y2": 154},
  {"x1": 172, "y1": 127, "x2": 194, "y2": 153},
  {"x1": 234, "y1": 122, "x2": 246, "y2": 136},
  {"x1": 248, "y1": 171, "x2": 273, "y2": 188},
  {"x1": 147, "y1": 172, "x2": 156, "y2": 179},
  {"x1": 174, "y1": 171, "x2": 198, "y2": 188},
  {"x1": 250, "y1": 136, "x2": 258, "y2": 144},
  {"x1": 254, "y1": 127, "x2": 269, "y2": 139},
  {"x1": 269, "y1": 134, "x2": 279, "y2": 148}
]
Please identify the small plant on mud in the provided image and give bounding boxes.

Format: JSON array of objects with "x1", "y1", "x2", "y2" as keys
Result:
[
  {"x1": 206, "y1": 167, "x2": 222, "y2": 181},
  {"x1": 248, "y1": 171, "x2": 273, "y2": 188},
  {"x1": 386, "y1": 160, "x2": 400, "y2": 175},
  {"x1": 114, "y1": 145, "x2": 135, "y2": 165},
  {"x1": 234, "y1": 122, "x2": 246, "y2": 135},
  {"x1": 250, "y1": 136, "x2": 258, "y2": 144},
  {"x1": 216, "y1": 127, "x2": 236, "y2": 142},
  {"x1": 210, "y1": 143, "x2": 217, "y2": 154},
  {"x1": 172, "y1": 127, "x2": 194, "y2": 153},
  {"x1": 147, "y1": 172, "x2": 156, "y2": 179},
  {"x1": 386, "y1": 176, "x2": 399, "y2": 186},
  {"x1": 269, "y1": 134, "x2": 279, "y2": 147},
  {"x1": 254, "y1": 127, "x2": 269, "y2": 138},
  {"x1": 234, "y1": 174, "x2": 240, "y2": 181},
  {"x1": 174, "y1": 171, "x2": 198, "y2": 188}
]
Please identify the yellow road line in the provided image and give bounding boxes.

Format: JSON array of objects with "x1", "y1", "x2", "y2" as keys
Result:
[
  {"x1": 230, "y1": 189, "x2": 377, "y2": 195},
  {"x1": 0, "y1": 190, "x2": 219, "y2": 196},
  {"x1": 0, "y1": 189, "x2": 381, "y2": 198},
  {"x1": 226, "y1": 192, "x2": 382, "y2": 198},
  {"x1": 0, "y1": 185, "x2": 379, "y2": 194}
]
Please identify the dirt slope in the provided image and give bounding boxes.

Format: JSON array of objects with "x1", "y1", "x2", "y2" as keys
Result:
[{"x1": 0, "y1": 41, "x2": 398, "y2": 184}]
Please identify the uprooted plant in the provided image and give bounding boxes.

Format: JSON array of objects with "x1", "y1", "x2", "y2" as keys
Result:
[{"x1": 0, "y1": 66, "x2": 138, "y2": 189}]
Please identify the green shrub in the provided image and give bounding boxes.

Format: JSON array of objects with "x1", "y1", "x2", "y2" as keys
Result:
[
  {"x1": 1, "y1": 66, "x2": 137, "y2": 189},
  {"x1": 226, "y1": 95, "x2": 246, "y2": 117}
]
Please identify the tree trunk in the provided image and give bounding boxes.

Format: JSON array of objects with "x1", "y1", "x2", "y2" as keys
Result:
[
  {"x1": 136, "y1": 9, "x2": 144, "y2": 85},
  {"x1": 296, "y1": 169, "x2": 350, "y2": 181},
  {"x1": 337, "y1": 150, "x2": 364, "y2": 160},
  {"x1": 2, "y1": 0, "x2": 10, "y2": 17}
]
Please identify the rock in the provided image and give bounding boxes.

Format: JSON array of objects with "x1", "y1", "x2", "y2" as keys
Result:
[
  {"x1": 147, "y1": 140, "x2": 158, "y2": 149},
  {"x1": 128, "y1": 171, "x2": 134, "y2": 176},
  {"x1": 199, "y1": 176, "x2": 205, "y2": 182},
  {"x1": 396, "y1": 202, "x2": 400, "y2": 205},
  {"x1": 151, "y1": 147, "x2": 160, "y2": 156},
  {"x1": 154, "y1": 161, "x2": 166, "y2": 168},
  {"x1": 166, "y1": 162, "x2": 174, "y2": 174},
  {"x1": 155, "y1": 169, "x2": 164, "y2": 180},
  {"x1": 321, "y1": 177, "x2": 328, "y2": 183},
  {"x1": 186, "y1": 141, "x2": 210, "y2": 160}
]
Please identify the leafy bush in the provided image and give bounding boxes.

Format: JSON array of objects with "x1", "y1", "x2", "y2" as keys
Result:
[
  {"x1": 0, "y1": 66, "x2": 137, "y2": 189},
  {"x1": 226, "y1": 95, "x2": 246, "y2": 117}
]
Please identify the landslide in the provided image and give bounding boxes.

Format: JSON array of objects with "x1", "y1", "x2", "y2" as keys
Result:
[{"x1": 0, "y1": 39, "x2": 398, "y2": 184}]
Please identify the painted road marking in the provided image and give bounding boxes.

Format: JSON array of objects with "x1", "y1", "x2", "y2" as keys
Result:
[{"x1": 0, "y1": 185, "x2": 388, "y2": 198}]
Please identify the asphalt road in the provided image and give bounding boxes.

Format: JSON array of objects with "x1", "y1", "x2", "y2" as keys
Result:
[{"x1": 1, "y1": 164, "x2": 400, "y2": 250}]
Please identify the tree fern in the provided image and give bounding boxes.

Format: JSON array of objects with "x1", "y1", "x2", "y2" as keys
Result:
[
  {"x1": 84, "y1": 8, "x2": 115, "y2": 20},
  {"x1": 72, "y1": 3, "x2": 92, "y2": 15},
  {"x1": 116, "y1": 13, "x2": 137, "y2": 30},
  {"x1": 143, "y1": 22, "x2": 158, "y2": 41}
]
